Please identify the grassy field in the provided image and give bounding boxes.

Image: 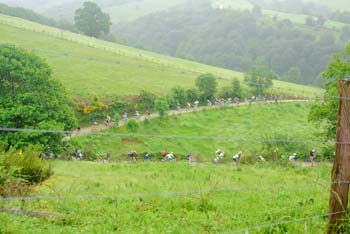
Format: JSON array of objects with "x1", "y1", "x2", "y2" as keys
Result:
[
  {"x1": 214, "y1": 0, "x2": 348, "y2": 30},
  {"x1": 0, "y1": 14, "x2": 323, "y2": 99},
  {"x1": 0, "y1": 160, "x2": 334, "y2": 233},
  {"x1": 70, "y1": 102, "x2": 324, "y2": 161}
]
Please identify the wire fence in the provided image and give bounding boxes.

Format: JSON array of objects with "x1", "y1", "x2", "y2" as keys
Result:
[
  {"x1": 0, "y1": 127, "x2": 346, "y2": 145},
  {"x1": 1, "y1": 14, "x2": 348, "y2": 233},
  {"x1": 2, "y1": 180, "x2": 345, "y2": 202},
  {"x1": 224, "y1": 211, "x2": 346, "y2": 234}
]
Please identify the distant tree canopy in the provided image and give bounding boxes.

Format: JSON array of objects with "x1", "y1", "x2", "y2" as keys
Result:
[
  {"x1": 0, "y1": 45, "x2": 77, "y2": 152},
  {"x1": 115, "y1": 3, "x2": 343, "y2": 86},
  {"x1": 74, "y1": 1, "x2": 111, "y2": 38},
  {"x1": 195, "y1": 74, "x2": 217, "y2": 101},
  {"x1": 244, "y1": 65, "x2": 274, "y2": 96},
  {"x1": 309, "y1": 43, "x2": 350, "y2": 141}
]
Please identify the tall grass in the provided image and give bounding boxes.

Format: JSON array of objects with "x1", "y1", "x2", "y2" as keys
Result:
[
  {"x1": 0, "y1": 149, "x2": 53, "y2": 196},
  {"x1": 0, "y1": 161, "x2": 335, "y2": 233},
  {"x1": 70, "y1": 103, "x2": 322, "y2": 161}
]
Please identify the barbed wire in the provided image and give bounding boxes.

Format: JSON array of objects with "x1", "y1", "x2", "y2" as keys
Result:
[
  {"x1": 223, "y1": 211, "x2": 346, "y2": 234},
  {"x1": 1, "y1": 181, "x2": 348, "y2": 202},
  {"x1": 0, "y1": 127, "x2": 334, "y2": 144}
]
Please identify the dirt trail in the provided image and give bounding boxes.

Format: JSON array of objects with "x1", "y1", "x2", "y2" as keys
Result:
[{"x1": 68, "y1": 99, "x2": 309, "y2": 138}]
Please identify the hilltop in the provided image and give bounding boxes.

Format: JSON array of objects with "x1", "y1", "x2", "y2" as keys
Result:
[
  {"x1": 0, "y1": 0, "x2": 189, "y2": 23},
  {"x1": 0, "y1": 13, "x2": 322, "y2": 99}
]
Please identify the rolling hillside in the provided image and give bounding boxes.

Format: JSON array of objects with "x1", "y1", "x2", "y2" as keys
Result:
[
  {"x1": 212, "y1": 0, "x2": 348, "y2": 30},
  {"x1": 0, "y1": 13, "x2": 322, "y2": 99},
  {"x1": 0, "y1": 0, "x2": 189, "y2": 23}
]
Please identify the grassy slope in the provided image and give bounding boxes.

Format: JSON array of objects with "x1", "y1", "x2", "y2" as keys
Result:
[
  {"x1": 71, "y1": 102, "x2": 320, "y2": 160},
  {"x1": 0, "y1": 13, "x2": 322, "y2": 99},
  {"x1": 0, "y1": 161, "x2": 332, "y2": 233}
]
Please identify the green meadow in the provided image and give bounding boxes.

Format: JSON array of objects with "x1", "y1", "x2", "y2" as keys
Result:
[
  {"x1": 71, "y1": 102, "x2": 322, "y2": 161},
  {"x1": 0, "y1": 160, "x2": 334, "y2": 234},
  {"x1": 0, "y1": 14, "x2": 322, "y2": 99}
]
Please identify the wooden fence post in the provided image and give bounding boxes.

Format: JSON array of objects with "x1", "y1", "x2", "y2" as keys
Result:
[{"x1": 328, "y1": 80, "x2": 350, "y2": 233}]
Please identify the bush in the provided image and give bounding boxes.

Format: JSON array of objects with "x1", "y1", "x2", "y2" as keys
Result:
[
  {"x1": 260, "y1": 133, "x2": 310, "y2": 162},
  {"x1": 154, "y1": 97, "x2": 169, "y2": 117},
  {"x1": 0, "y1": 148, "x2": 53, "y2": 195},
  {"x1": 127, "y1": 119, "x2": 139, "y2": 131}
]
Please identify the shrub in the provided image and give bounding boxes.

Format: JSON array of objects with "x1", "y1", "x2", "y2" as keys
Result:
[
  {"x1": 154, "y1": 97, "x2": 169, "y2": 117},
  {"x1": 0, "y1": 148, "x2": 53, "y2": 195},
  {"x1": 127, "y1": 119, "x2": 139, "y2": 131}
]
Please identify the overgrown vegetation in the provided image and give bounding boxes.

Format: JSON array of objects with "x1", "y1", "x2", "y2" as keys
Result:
[
  {"x1": 0, "y1": 161, "x2": 335, "y2": 233},
  {"x1": 0, "y1": 45, "x2": 77, "y2": 152},
  {"x1": 0, "y1": 149, "x2": 53, "y2": 196}
]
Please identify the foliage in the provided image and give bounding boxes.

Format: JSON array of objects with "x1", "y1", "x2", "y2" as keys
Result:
[
  {"x1": 244, "y1": 65, "x2": 274, "y2": 96},
  {"x1": 74, "y1": 1, "x2": 111, "y2": 38},
  {"x1": 126, "y1": 119, "x2": 139, "y2": 131},
  {"x1": 116, "y1": 3, "x2": 342, "y2": 86},
  {"x1": 195, "y1": 73, "x2": 217, "y2": 101},
  {"x1": 154, "y1": 97, "x2": 169, "y2": 117},
  {"x1": 186, "y1": 88, "x2": 200, "y2": 102},
  {"x1": 217, "y1": 86, "x2": 233, "y2": 99},
  {"x1": 114, "y1": 112, "x2": 121, "y2": 124},
  {"x1": 0, "y1": 45, "x2": 77, "y2": 152},
  {"x1": 282, "y1": 67, "x2": 304, "y2": 84},
  {"x1": 232, "y1": 78, "x2": 242, "y2": 99},
  {"x1": 0, "y1": 148, "x2": 53, "y2": 195},
  {"x1": 309, "y1": 43, "x2": 350, "y2": 141},
  {"x1": 260, "y1": 133, "x2": 310, "y2": 162},
  {"x1": 137, "y1": 90, "x2": 156, "y2": 111},
  {"x1": 168, "y1": 86, "x2": 187, "y2": 108}
]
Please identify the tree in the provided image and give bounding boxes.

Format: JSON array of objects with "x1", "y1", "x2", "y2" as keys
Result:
[
  {"x1": 170, "y1": 86, "x2": 187, "y2": 105},
  {"x1": 316, "y1": 15, "x2": 326, "y2": 27},
  {"x1": 138, "y1": 90, "x2": 156, "y2": 111},
  {"x1": 305, "y1": 16, "x2": 315, "y2": 26},
  {"x1": 154, "y1": 97, "x2": 169, "y2": 117},
  {"x1": 244, "y1": 65, "x2": 274, "y2": 96},
  {"x1": 283, "y1": 67, "x2": 304, "y2": 84},
  {"x1": 309, "y1": 43, "x2": 350, "y2": 141},
  {"x1": 74, "y1": 1, "x2": 111, "y2": 38},
  {"x1": 232, "y1": 78, "x2": 242, "y2": 98},
  {"x1": 195, "y1": 74, "x2": 217, "y2": 102},
  {"x1": 0, "y1": 45, "x2": 77, "y2": 152},
  {"x1": 186, "y1": 88, "x2": 199, "y2": 102}
]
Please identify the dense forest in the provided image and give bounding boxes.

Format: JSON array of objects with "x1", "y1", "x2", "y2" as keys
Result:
[{"x1": 114, "y1": 3, "x2": 349, "y2": 86}]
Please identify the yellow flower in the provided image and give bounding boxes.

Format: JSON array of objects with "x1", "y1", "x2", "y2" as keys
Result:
[{"x1": 18, "y1": 149, "x2": 23, "y2": 157}]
